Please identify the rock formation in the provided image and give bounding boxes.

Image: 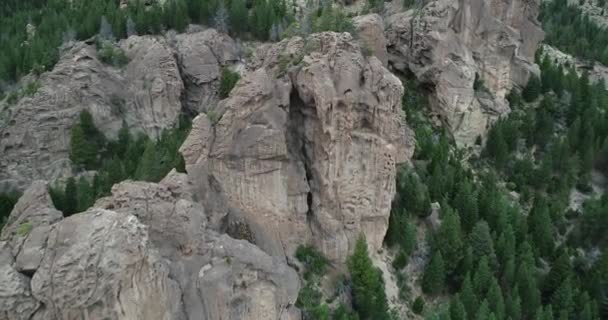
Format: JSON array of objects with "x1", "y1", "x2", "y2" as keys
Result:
[
  {"x1": 174, "y1": 29, "x2": 241, "y2": 113},
  {"x1": 180, "y1": 32, "x2": 414, "y2": 264},
  {"x1": 0, "y1": 36, "x2": 183, "y2": 192},
  {"x1": 0, "y1": 172, "x2": 299, "y2": 320},
  {"x1": 386, "y1": 0, "x2": 544, "y2": 145}
]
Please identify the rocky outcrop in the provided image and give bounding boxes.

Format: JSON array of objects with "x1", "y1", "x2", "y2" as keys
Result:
[
  {"x1": 0, "y1": 35, "x2": 183, "y2": 192},
  {"x1": 0, "y1": 174, "x2": 299, "y2": 320},
  {"x1": 181, "y1": 32, "x2": 414, "y2": 264},
  {"x1": 0, "y1": 181, "x2": 62, "y2": 272},
  {"x1": 542, "y1": 44, "x2": 608, "y2": 87},
  {"x1": 353, "y1": 14, "x2": 389, "y2": 67},
  {"x1": 386, "y1": 0, "x2": 544, "y2": 146},
  {"x1": 175, "y1": 29, "x2": 240, "y2": 113}
]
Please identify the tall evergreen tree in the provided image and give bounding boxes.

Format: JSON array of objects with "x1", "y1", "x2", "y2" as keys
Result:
[
  {"x1": 436, "y1": 203, "x2": 464, "y2": 275},
  {"x1": 423, "y1": 251, "x2": 445, "y2": 295},
  {"x1": 63, "y1": 177, "x2": 77, "y2": 216},
  {"x1": 347, "y1": 235, "x2": 389, "y2": 319}
]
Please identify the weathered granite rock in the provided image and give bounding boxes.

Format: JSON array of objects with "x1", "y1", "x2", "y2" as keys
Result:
[
  {"x1": 386, "y1": 0, "x2": 544, "y2": 145},
  {"x1": 353, "y1": 14, "x2": 389, "y2": 66},
  {"x1": 30, "y1": 209, "x2": 185, "y2": 320},
  {"x1": 0, "y1": 35, "x2": 183, "y2": 191},
  {"x1": 0, "y1": 261, "x2": 39, "y2": 320},
  {"x1": 0, "y1": 176, "x2": 299, "y2": 320},
  {"x1": 95, "y1": 179, "x2": 300, "y2": 320},
  {"x1": 182, "y1": 32, "x2": 414, "y2": 264},
  {"x1": 0, "y1": 181, "x2": 62, "y2": 264},
  {"x1": 175, "y1": 29, "x2": 240, "y2": 113}
]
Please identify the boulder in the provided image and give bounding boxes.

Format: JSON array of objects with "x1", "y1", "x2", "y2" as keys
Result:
[
  {"x1": 386, "y1": 0, "x2": 544, "y2": 146},
  {"x1": 0, "y1": 262, "x2": 39, "y2": 320},
  {"x1": 0, "y1": 181, "x2": 62, "y2": 263},
  {"x1": 0, "y1": 35, "x2": 183, "y2": 191},
  {"x1": 95, "y1": 179, "x2": 300, "y2": 320},
  {"x1": 30, "y1": 209, "x2": 185, "y2": 320},
  {"x1": 353, "y1": 14, "x2": 389, "y2": 67},
  {"x1": 175, "y1": 29, "x2": 240, "y2": 113}
]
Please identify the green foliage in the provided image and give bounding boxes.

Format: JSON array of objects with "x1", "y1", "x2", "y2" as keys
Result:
[
  {"x1": 540, "y1": 0, "x2": 608, "y2": 65},
  {"x1": 0, "y1": 0, "x2": 296, "y2": 89},
  {"x1": 435, "y1": 205, "x2": 463, "y2": 275},
  {"x1": 311, "y1": 4, "x2": 355, "y2": 34},
  {"x1": 0, "y1": 191, "x2": 20, "y2": 231},
  {"x1": 16, "y1": 222, "x2": 32, "y2": 236},
  {"x1": 296, "y1": 245, "x2": 330, "y2": 279},
  {"x1": 219, "y1": 67, "x2": 240, "y2": 99},
  {"x1": 523, "y1": 75, "x2": 542, "y2": 102},
  {"x1": 412, "y1": 296, "x2": 425, "y2": 315},
  {"x1": 422, "y1": 251, "x2": 445, "y2": 295},
  {"x1": 56, "y1": 114, "x2": 191, "y2": 215},
  {"x1": 348, "y1": 235, "x2": 390, "y2": 320},
  {"x1": 97, "y1": 41, "x2": 129, "y2": 67}
]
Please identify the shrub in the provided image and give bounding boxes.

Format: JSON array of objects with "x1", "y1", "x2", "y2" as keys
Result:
[
  {"x1": 392, "y1": 250, "x2": 408, "y2": 270},
  {"x1": 219, "y1": 67, "x2": 240, "y2": 98},
  {"x1": 17, "y1": 222, "x2": 33, "y2": 237},
  {"x1": 98, "y1": 41, "x2": 129, "y2": 67},
  {"x1": 296, "y1": 245, "x2": 330, "y2": 278},
  {"x1": 412, "y1": 296, "x2": 425, "y2": 314}
]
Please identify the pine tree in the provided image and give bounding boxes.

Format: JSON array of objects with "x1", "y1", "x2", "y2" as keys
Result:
[
  {"x1": 551, "y1": 278, "x2": 574, "y2": 318},
  {"x1": 229, "y1": 0, "x2": 248, "y2": 36},
  {"x1": 399, "y1": 171, "x2": 431, "y2": 217},
  {"x1": 475, "y1": 300, "x2": 490, "y2": 320},
  {"x1": 487, "y1": 278, "x2": 505, "y2": 320},
  {"x1": 348, "y1": 235, "x2": 389, "y2": 319},
  {"x1": 63, "y1": 177, "x2": 78, "y2": 216},
  {"x1": 543, "y1": 251, "x2": 572, "y2": 297},
  {"x1": 460, "y1": 274, "x2": 478, "y2": 317},
  {"x1": 76, "y1": 176, "x2": 94, "y2": 212},
  {"x1": 136, "y1": 140, "x2": 159, "y2": 182},
  {"x1": 517, "y1": 262, "x2": 541, "y2": 318},
  {"x1": 523, "y1": 75, "x2": 541, "y2": 102},
  {"x1": 423, "y1": 251, "x2": 445, "y2": 295},
  {"x1": 469, "y1": 221, "x2": 497, "y2": 266},
  {"x1": 454, "y1": 180, "x2": 478, "y2": 232},
  {"x1": 506, "y1": 289, "x2": 522, "y2": 320},
  {"x1": 70, "y1": 125, "x2": 97, "y2": 169},
  {"x1": 528, "y1": 198, "x2": 554, "y2": 257},
  {"x1": 436, "y1": 203, "x2": 464, "y2": 275},
  {"x1": 450, "y1": 295, "x2": 468, "y2": 320},
  {"x1": 473, "y1": 256, "x2": 492, "y2": 295}
]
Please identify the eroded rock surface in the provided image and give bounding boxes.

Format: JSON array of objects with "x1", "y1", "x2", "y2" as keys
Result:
[
  {"x1": 386, "y1": 0, "x2": 544, "y2": 145},
  {"x1": 0, "y1": 35, "x2": 183, "y2": 191},
  {"x1": 175, "y1": 29, "x2": 240, "y2": 113},
  {"x1": 181, "y1": 32, "x2": 414, "y2": 264},
  {"x1": 0, "y1": 175, "x2": 299, "y2": 320}
]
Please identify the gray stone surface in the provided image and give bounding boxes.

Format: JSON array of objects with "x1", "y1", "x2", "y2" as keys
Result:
[
  {"x1": 386, "y1": 0, "x2": 544, "y2": 146},
  {"x1": 181, "y1": 32, "x2": 415, "y2": 264},
  {"x1": 0, "y1": 35, "x2": 183, "y2": 192}
]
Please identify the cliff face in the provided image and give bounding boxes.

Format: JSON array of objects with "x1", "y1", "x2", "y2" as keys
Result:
[
  {"x1": 0, "y1": 174, "x2": 300, "y2": 320},
  {"x1": 386, "y1": 0, "x2": 544, "y2": 146},
  {"x1": 0, "y1": 36, "x2": 184, "y2": 192},
  {"x1": 180, "y1": 32, "x2": 414, "y2": 265}
]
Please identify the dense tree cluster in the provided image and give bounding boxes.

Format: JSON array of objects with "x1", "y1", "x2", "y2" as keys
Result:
[
  {"x1": 540, "y1": 0, "x2": 608, "y2": 65},
  {"x1": 0, "y1": 0, "x2": 360, "y2": 95},
  {"x1": 386, "y1": 71, "x2": 606, "y2": 319},
  {"x1": 51, "y1": 110, "x2": 190, "y2": 216}
]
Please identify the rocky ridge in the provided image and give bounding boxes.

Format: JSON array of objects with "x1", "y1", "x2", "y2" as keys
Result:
[
  {"x1": 0, "y1": 173, "x2": 300, "y2": 320},
  {"x1": 180, "y1": 31, "x2": 413, "y2": 264},
  {"x1": 385, "y1": 0, "x2": 544, "y2": 146}
]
